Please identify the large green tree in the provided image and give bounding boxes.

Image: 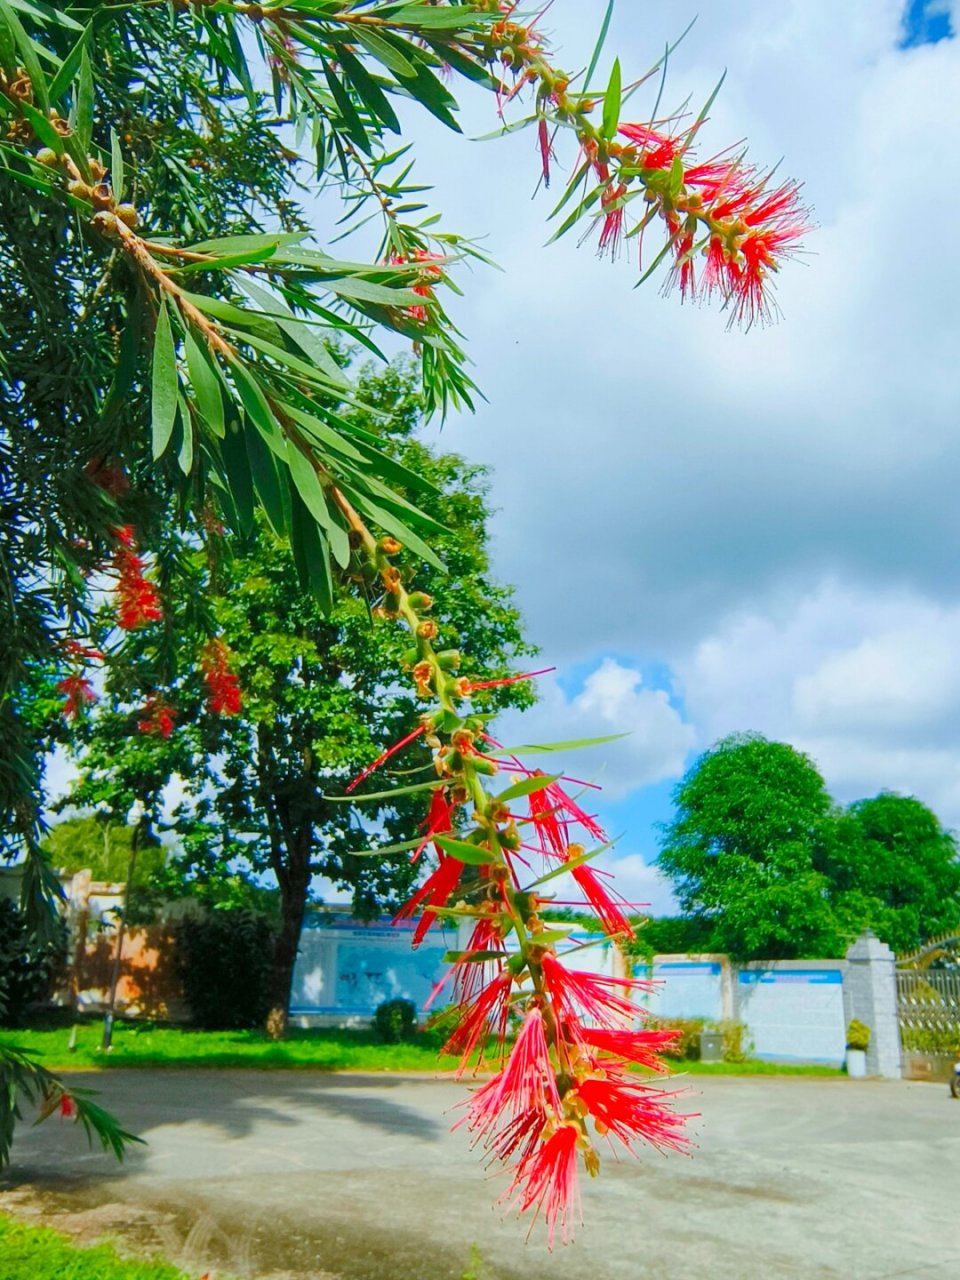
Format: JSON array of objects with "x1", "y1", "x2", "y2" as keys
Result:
[
  {"x1": 61, "y1": 358, "x2": 535, "y2": 1028},
  {"x1": 657, "y1": 734, "x2": 841, "y2": 960},
  {"x1": 819, "y1": 793, "x2": 960, "y2": 954},
  {"x1": 658, "y1": 735, "x2": 960, "y2": 960}
]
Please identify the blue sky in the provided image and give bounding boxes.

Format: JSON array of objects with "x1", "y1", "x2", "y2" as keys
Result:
[{"x1": 393, "y1": 0, "x2": 960, "y2": 913}]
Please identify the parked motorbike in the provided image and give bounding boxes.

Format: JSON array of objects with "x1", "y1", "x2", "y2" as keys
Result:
[{"x1": 951, "y1": 1056, "x2": 960, "y2": 1099}]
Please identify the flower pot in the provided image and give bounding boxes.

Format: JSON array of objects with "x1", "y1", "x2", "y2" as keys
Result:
[{"x1": 846, "y1": 1048, "x2": 867, "y2": 1078}]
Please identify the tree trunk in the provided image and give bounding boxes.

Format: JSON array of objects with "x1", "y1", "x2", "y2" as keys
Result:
[{"x1": 265, "y1": 833, "x2": 312, "y2": 1039}]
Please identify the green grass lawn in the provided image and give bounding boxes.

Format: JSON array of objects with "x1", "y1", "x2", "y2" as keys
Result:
[
  {"x1": 0, "y1": 1216, "x2": 190, "y2": 1280},
  {"x1": 0, "y1": 1019, "x2": 841, "y2": 1076}
]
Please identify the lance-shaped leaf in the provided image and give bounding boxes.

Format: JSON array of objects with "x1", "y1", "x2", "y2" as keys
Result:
[{"x1": 151, "y1": 299, "x2": 179, "y2": 460}]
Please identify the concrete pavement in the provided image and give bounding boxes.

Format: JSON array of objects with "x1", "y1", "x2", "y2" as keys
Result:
[{"x1": 2, "y1": 1070, "x2": 958, "y2": 1279}]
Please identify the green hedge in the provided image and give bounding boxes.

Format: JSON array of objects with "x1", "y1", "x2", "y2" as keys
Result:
[{"x1": 0, "y1": 1215, "x2": 189, "y2": 1280}]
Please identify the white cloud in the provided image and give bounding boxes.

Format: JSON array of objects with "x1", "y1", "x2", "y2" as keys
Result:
[
  {"x1": 676, "y1": 579, "x2": 960, "y2": 826},
  {"x1": 495, "y1": 658, "x2": 695, "y2": 799}
]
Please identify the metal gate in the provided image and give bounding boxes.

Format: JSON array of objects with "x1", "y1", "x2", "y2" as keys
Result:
[{"x1": 896, "y1": 969, "x2": 960, "y2": 1056}]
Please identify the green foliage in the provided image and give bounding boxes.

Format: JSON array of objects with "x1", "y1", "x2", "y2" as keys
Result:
[
  {"x1": 0, "y1": 900, "x2": 64, "y2": 1027},
  {"x1": 643, "y1": 1015, "x2": 749, "y2": 1063},
  {"x1": 175, "y1": 909, "x2": 277, "y2": 1030},
  {"x1": 657, "y1": 735, "x2": 840, "y2": 961},
  {"x1": 627, "y1": 915, "x2": 715, "y2": 960},
  {"x1": 819, "y1": 793, "x2": 960, "y2": 954},
  {"x1": 373, "y1": 997, "x2": 418, "y2": 1044},
  {"x1": 42, "y1": 816, "x2": 165, "y2": 884},
  {"x1": 657, "y1": 735, "x2": 960, "y2": 960},
  {"x1": 0, "y1": 1214, "x2": 190, "y2": 1280},
  {"x1": 846, "y1": 1019, "x2": 870, "y2": 1052}
]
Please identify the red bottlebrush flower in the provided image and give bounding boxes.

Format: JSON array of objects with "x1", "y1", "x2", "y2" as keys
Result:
[
  {"x1": 440, "y1": 970, "x2": 513, "y2": 1068},
  {"x1": 394, "y1": 852, "x2": 465, "y2": 948},
  {"x1": 570, "y1": 863, "x2": 635, "y2": 939},
  {"x1": 56, "y1": 674, "x2": 97, "y2": 720},
  {"x1": 506, "y1": 1122, "x2": 582, "y2": 1249},
  {"x1": 541, "y1": 951, "x2": 654, "y2": 1028},
  {"x1": 113, "y1": 529, "x2": 163, "y2": 631},
  {"x1": 138, "y1": 697, "x2": 176, "y2": 739},
  {"x1": 59, "y1": 1093, "x2": 77, "y2": 1119},
  {"x1": 63, "y1": 639, "x2": 105, "y2": 663},
  {"x1": 452, "y1": 913, "x2": 507, "y2": 1008},
  {"x1": 537, "y1": 116, "x2": 554, "y2": 185},
  {"x1": 573, "y1": 1070, "x2": 688, "y2": 1156},
  {"x1": 597, "y1": 182, "x2": 627, "y2": 258},
  {"x1": 572, "y1": 1024, "x2": 680, "y2": 1072},
  {"x1": 526, "y1": 777, "x2": 607, "y2": 859},
  {"x1": 618, "y1": 122, "x2": 684, "y2": 170},
  {"x1": 412, "y1": 786, "x2": 455, "y2": 863},
  {"x1": 201, "y1": 638, "x2": 243, "y2": 716},
  {"x1": 463, "y1": 1007, "x2": 559, "y2": 1141},
  {"x1": 346, "y1": 723, "x2": 427, "y2": 794},
  {"x1": 459, "y1": 666, "x2": 555, "y2": 695}
]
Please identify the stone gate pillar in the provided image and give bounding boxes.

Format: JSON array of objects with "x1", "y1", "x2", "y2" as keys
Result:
[{"x1": 843, "y1": 930, "x2": 902, "y2": 1079}]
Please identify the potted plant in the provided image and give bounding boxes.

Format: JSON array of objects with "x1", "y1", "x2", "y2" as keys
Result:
[{"x1": 846, "y1": 1019, "x2": 870, "y2": 1078}]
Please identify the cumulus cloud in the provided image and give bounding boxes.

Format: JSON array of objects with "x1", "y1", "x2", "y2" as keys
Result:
[
  {"x1": 495, "y1": 659, "x2": 695, "y2": 800},
  {"x1": 676, "y1": 580, "x2": 960, "y2": 825}
]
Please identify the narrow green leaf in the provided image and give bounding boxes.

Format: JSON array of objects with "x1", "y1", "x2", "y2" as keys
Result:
[
  {"x1": 495, "y1": 774, "x2": 561, "y2": 804},
  {"x1": 584, "y1": 0, "x2": 615, "y2": 91},
  {"x1": 244, "y1": 417, "x2": 288, "y2": 536},
  {"x1": 327, "y1": 780, "x2": 440, "y2": 803},
  {"x1": 75, "y1": 43, "x2": 92, "y2": 151},
  {"x1": 601, "y1": 57, "x2": 622, "y2": 141},
  {"x1": 286, "y1": 447, "x2": 351, "y2": 568},
  {"x1": 442, "y1": 950, "x2": 505, "y2": 965},
  {"x1": 176, "y1": 393, "x2": 193, "y2": 475},
  {"x1": 110, "y1": 127, "x2": 123, "y2": 200},
  {"x1": 48, "y1": 23, "x2": 88, "y2": 105},
  {"x1": 525, "y1": 841, "x2": 616, "y2": 890},
  {"x1": 183, "y1": 328, "x2": 224, "y2": 438},
  {"x1": 173, "y1": 243, "x2": 279, "y2": 274},
  {"x1": 0, "y1": 0, "x2": 48, "y2": 110},
  {"x1": 351, "y1": 26, "x2": 415, "y2": 77},
  {"x1": 433, "y1": 834, "x2": 499, "y2": 866},
  {"x1": 150, "y1": 299, "x2": 178, "y2": 460},
  {"x1": 485, "y1": 734, "x2": 628, "y2": 757},
  {"x1": 228, "y1": 360, "x2": 286, "y2": 458},
  {"x1": 290, "y1": 482, "x2": 334, "y2": 611}
]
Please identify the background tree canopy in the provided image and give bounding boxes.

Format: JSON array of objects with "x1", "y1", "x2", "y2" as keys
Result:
[{"x1": 656, "y1": 733, "x2": 960, "y2": 960}]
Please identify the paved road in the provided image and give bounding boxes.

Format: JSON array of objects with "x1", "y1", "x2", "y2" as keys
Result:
[{"x1": 2, "y1": 1071, "x2": 959, "y2": 1280}]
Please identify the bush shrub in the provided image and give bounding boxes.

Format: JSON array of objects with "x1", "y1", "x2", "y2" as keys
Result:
[
  {"x1": 174, "y1": 908, "x2": 277, "y2": 1030},
  {"x1": 419, "y1": 1003, "x2": 460, "y2": 1051},
  {"x1": 373, "y1": 998, "x2": 417, "y2": 1044},
  {"x1": 0, "y1": 901, "x2": 65, "y2": 1027},
  {"x1": 643, "y1": 1015, "x2": 751, "y2": 1062},
  {"x1": 846, "y1": 1019, "x2": 871, "y2": 1051}
]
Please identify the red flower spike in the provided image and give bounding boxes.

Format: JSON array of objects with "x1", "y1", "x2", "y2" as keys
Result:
[
  {"x1": 138, "y1": 697, "x2": 176, "y2": 739},
  {"x1": 412, "y1": 787, "x2": 455, "y2": 863},
  {"x1": 346, "y1": 724, "x2": 427, "y2": 794},
  {"x1": 463, "y1": 1007, "x2": 560, "y2": 1142},
  {"x1": 59, "y1": 1093, "x2": 77, "y2": 1119},
  {"x1": 597, "y1": 182, "x2": 627, "y2": 258},
  {"x1": 572, "y1": 1025, "x2": 681, "y2": 1072},
  {"x1": 541, "y1": 952, "x2": 654, "y2": 1028},
  {"x1": 394, "y1": 853, "x2": 465, "y2": 948},
  {"x1": 573, "y1": 1070, "x2": 689, "y2": 1156},
  {"x1": 113, "y1": 529, "x2": 163, "y2": 631},
  {"x1": 537, "y1": 116, "x2": 554, "y2": 185},
  {"x1": 201, "y1": 638, "x2": 243, "y2": 716},
  {"x1": 570, "y1": 863, "x2": 635, "y2": 939},
  {"x1": 56, "y1": 674, "x2": 97, "y2": 720},
  {"x1": 461, "y1": 666, "x2": 555, "y2": 694},
  {"x1": 440, "y1": 970, "x2": 513, "y2": 1070},
  {"x1": 505, "y1": 1122, "x2": 582, "y2": 1250}
]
